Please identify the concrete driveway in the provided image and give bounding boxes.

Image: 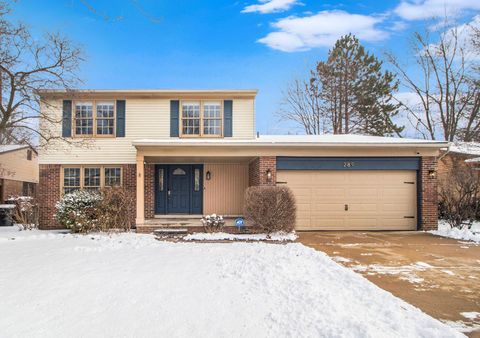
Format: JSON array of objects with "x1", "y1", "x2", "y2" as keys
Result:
[{"x1": 298, "y1": 231, "x2": 480, "y2": 337}]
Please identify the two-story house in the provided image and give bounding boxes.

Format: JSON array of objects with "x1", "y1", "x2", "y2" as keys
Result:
[{"x1": 38, "y1": 89, "x2": 447, "y2": 232}]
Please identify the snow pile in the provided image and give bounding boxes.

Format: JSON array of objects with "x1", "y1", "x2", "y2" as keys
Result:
[
  {"x1": 429, "y1": 221, "x2": 480, "y2": 244},
  {"x1": 183, "y1": 231, "x2": 298, "y2": 242},
  {"x1": 0, "y1": 228, "x2": 463, "y2": 337}
]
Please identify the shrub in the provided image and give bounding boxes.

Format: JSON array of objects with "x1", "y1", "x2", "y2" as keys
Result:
[
  {"x1": 244, "y1": 186, "x2": 296, "y2": 233},
  {"x1": 438, "y1": 166, "x2": 480, "y2": 229},
  {"x1": 55, "y1": 190, "x2": 102, "y2": 233},
  {"x1": 97, "y1": 187, "x2": 135, "y2": 232},
  {"x1": 201, "y1": 214, "x2": 225, "y2": 232},
  {"x1": 7, "y1": 196, "x2": 38, "y2": 230}
]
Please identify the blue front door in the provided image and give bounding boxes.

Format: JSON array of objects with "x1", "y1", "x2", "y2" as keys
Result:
[
  {"x1": 168, "y1": 165, "x2": 191, "y2": 214},
  {"x1": 155, "y1": 164, "x2": 203, "y2": 215}
]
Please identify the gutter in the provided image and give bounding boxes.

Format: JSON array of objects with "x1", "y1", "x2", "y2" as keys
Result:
[{"x1": 132, "y1": 140, "x2": 449, "y2": 149}]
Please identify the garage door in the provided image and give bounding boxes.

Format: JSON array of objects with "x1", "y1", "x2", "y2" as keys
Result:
[{"x1": 277, "y1": 170, "x2": 417, "y2": 231}]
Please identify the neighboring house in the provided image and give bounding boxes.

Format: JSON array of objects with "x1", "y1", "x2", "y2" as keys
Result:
[
  {"x1": 37, "y1": 89, "x2": 447, "y2": 232},
  {"x1": 0, "y1": 145, "x2": 39, "y2": 203},
  {"x1": 438, "y1": 142, "x2": 480, "y2": 181}
]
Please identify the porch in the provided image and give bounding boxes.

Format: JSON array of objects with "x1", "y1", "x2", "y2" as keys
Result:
[{"x1": 134, "y1": 152, "x2": 275, "y2": 233}]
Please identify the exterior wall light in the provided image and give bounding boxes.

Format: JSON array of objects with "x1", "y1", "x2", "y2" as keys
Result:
[
  {"x1": 206, "y1": 171, "x2": 212, "y2": 180},
  {"x1": 266, "y1": 169, "x2": 272, "y2": 182},
  {"x1": 428, "y1": 170, "x2": 436, "y2": 179}
]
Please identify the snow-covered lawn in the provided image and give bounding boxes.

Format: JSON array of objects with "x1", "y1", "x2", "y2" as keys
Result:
[
  {"x1": 0, "y1": 227, "x2": 462, "y2": 338},
  {"x1": 430, "y1": 221, "x2": 480, "y2": 243}
]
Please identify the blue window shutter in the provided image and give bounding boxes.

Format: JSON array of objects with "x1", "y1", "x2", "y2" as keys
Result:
[
  {"x1": 224, "y1": 100, "x2": 232, "y2": 137},
  {"x1": 170, "y1": 100, "x2": 179, "y2": 137},
  {"x1": 116, "y1": 100, "x2": 126, "y2": 137},
  {"x1": 62, "y1": 100, "x2": 72, "y2": 137}
]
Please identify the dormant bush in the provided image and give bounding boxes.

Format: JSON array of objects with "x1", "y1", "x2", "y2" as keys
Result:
[{"x1": 244, "y1": 186, "x2": 296, "y2": 233}]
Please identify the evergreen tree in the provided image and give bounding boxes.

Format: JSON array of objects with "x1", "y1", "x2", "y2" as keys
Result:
[{"x1": 313, "y1": 34, "x2": 403, "y2": 136}]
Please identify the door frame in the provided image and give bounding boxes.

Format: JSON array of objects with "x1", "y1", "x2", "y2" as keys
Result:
[{"x1": 154, "y1": 164, "x2": 203, "y2": 215}]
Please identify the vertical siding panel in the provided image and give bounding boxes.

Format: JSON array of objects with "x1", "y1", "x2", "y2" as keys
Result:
[{"x1": 204, "y1": 163, "x2": 248, "y2": 215}]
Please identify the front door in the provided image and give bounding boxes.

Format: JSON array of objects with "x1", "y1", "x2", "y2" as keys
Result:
[
  {"x1": 167, "y1": 165, "x2": 191, "y2": 213},
  {"x1": 154, "y1": 164, "x2": 203, "y2": 215}
]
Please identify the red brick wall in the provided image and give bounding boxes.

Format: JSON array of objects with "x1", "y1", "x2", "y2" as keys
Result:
[
  {"x1": 248, "y1": 156, "x2": 276, "y2": 186},
  {"x1": 123, "y1": 164, "x2": 137, "y2": 228},
  {"x1": 38, "y1": 164, "x2": 137, "y2": 229},
  {"x1": 38, "y1": 164, "x2": 61, "y2": 229},
  {"x1": 145, "y1": 164, "x2": 155, "y2": 218},
  {"x1": 420, "y1": 157, "x2": 438, "y2": 231}
]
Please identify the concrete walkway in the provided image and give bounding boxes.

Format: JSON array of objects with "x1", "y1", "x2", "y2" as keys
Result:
[{"x1": 298, "y1": 231, "x2": 480, "y2": 337}]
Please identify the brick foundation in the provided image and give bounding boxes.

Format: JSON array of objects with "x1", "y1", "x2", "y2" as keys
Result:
[
  {"x1": 38, "y1": 164, "x2": 137, "y2": 229},
  {"x1": 248, "y1": 156, "x2": 276, "y2": 186},
  {"x1": 420, "y1": 157, "x2": 438, "y2": 231},
  {"x1": 145, "y1": 164, "x2": 155, "y2": 219}
]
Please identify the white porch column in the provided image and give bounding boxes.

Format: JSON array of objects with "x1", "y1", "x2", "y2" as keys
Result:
[{"x1": 135, "y1": 152, "x2": 145, "y2": 226}]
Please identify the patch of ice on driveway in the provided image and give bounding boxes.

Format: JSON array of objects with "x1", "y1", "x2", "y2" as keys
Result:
[
  {"x1": 331, "y1": 256, "x2": 351, "y2": 263},
  {"x1": 183, "y1": 231, "x2": 298, "y2": 242},
  {"x1": 351, "y1": 261, "x2": 435, "y2": 285},
  {"x1": 461, "y1": 312, "x2": 480, "y2": 320},
  {"x1": 430, "y1": 221, "x2": 480, "y2": 244},
  {"x1": 441, "y1": 270, "x2": 455, "y2": 276},
  {"x1": 361, "y1": 253, "x2": 373, "y2": 256},
  {"x1": 0, "y1": 228, "x2": 462, "y2": 337}
]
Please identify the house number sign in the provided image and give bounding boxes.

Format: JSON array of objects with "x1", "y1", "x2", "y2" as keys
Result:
[{"x1": 343, "y1": 161, "x2": 355, "y2": 168}]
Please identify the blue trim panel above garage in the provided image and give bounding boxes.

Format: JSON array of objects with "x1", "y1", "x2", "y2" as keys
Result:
[{"x1": 277, "y1": 157, "x2": 421, "y2": 170}]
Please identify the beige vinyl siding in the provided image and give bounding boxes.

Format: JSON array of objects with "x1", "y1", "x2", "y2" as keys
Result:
[
  {"x1": 204, "y1": 163, "x2": 248, "y2": 215},
  {"x1": 232, "y1": 99, "x2": 255, "y2": 139},
  {"x1": 0, "y1": 149, "x2": 38, "y2": 183},
  {"x1": 278, "y1": 170, "x2": 417, "y2": 231},
  {"x1": 39, "y1": 98, "x2": 256, "y2": 164}
]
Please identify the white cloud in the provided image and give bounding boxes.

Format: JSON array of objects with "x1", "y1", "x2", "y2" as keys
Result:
[
  {"x1": 257, "y1": 10, "x2": 389, "y2": 52},
  {"x1": 429, "y1": 15, "x2": 480, "y2": 60},
  {"x1": 242, "y1": 0, "x2": 301, "y2": 14},
  {"x1": 395, "y1": 0, "x2": 480, "y2": 21}
]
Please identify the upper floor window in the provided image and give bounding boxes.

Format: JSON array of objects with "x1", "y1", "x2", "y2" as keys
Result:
[
  {"x1": 74, "y1": 100, "x2": 115, "y2": 137},
  {"x1": 27, "y1": 149, "x2": 32, "y2": 161},
  {"x1": 181, "y1": 101, "x2": 222, "y2": 137}
]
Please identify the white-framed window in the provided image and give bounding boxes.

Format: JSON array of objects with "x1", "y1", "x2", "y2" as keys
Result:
[
  {"x1": 74, "y1": 101, "x2": 94, "y2": 135},
  {"x1": 63, "y1": 167, "x2": 81, "y2": 194},
  {"x1": 96, "y1": 101, "x2": 115, "y2": 135},
  {"x1": 181, "y1": 101, "x2": 201, "y2": 135},
  {"x1": 180, "y1": 100, "x2": 222, "y2": 137},
  {"x1": 61, "y1": 166, "x2": 122, "y2": 194},
  {"x1": 74, "y1": 100, "x2": 115, "y2": 137},
  {"x1": 203, "y1": 101, "x2": 222, "y2": 136}
]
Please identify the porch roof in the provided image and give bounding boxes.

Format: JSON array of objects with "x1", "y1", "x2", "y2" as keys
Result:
[{"x1": 133, "y1": 134, "x2": 448, "y2": 149}]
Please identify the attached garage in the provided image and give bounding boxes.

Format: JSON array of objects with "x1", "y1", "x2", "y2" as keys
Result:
[{"x1": 277, "y1": 157, "x2": 420, "y2": 231}]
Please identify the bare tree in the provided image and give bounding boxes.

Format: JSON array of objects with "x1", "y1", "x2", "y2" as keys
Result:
[
  {"x1": 278, "y1": 77, "x2": 327, "y2": 135},
  {"x1": 0, "y1": 1, "x2": 83, "y2": 146},
  {"x1": 386, "y1": 18, "x2": 480, "y2": 141}
]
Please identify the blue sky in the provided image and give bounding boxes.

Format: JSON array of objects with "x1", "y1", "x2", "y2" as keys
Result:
[{"x1": 10, "y1": 0, "x2": 480, "y2": 134}]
